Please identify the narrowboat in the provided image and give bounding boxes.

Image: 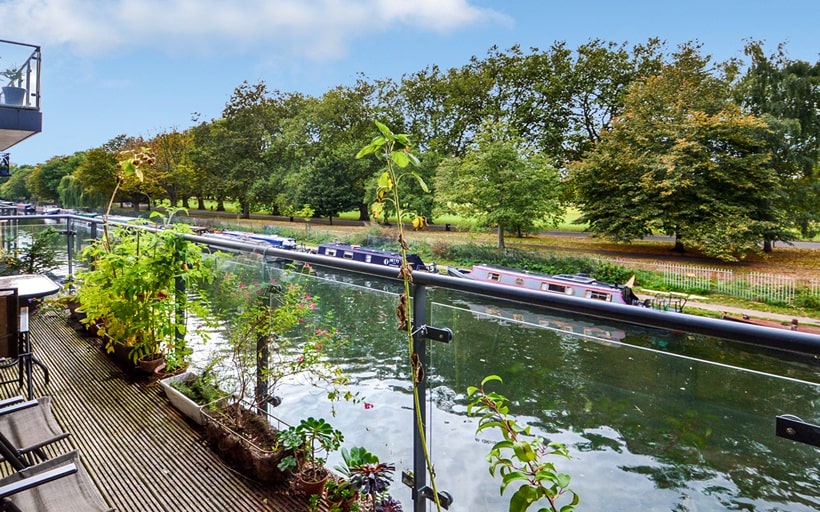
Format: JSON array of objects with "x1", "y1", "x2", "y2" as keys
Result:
[
  {"x1": 316, "y1": 243, "x2": 428, "y2": 271},
  {"x1": 221, "y1": 230, "x2": 298, "y2": 250},
  {"x1": 447, "y1": 264, "x2": 643, "y2": 306}
]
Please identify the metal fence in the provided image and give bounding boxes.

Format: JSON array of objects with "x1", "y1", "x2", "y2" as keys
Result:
[{"x1": 601, "y1": 258, "x2": 820, "y2": 305}]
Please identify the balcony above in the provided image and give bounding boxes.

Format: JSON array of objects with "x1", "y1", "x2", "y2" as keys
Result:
[{"x1": 0, "y1": 39, "x2": 41, "y2": 151}]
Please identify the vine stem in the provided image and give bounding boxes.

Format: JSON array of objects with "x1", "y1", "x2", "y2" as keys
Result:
[{"x1": 382, "y1": 141, "x2": 443, "y2": 512}]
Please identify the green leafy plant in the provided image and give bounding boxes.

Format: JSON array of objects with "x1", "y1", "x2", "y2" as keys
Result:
[
  {"x1": 2, "y1": 65, "x2": 23, "y2": 83},
  {"x1": 170, "y1": 359, "x2": 228, "y2": 405},
  {"x1": 217, "y1": 277, "x2": 354, "y2": 415},
  {"x1": 278, "y1": 416, "x2": 344, "y2": 482},
  {"x1": 0, "y1": 227, "x2": 60, "y2": 276},
  {"x1": 76, "y1": 150, "x2": 215, "y2": 371},
  {"x1": 467, "y1": 375, "x2": 578, "y2": 512},
  {"x1": 356, "y1": 121, "x2": 443, "y2": 510}
]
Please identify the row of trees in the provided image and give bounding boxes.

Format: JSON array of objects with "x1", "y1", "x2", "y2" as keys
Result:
[{"x1": 3, "y1": 38, "x2": 818, "y2": 260}]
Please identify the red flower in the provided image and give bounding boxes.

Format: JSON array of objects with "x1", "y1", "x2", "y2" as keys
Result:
[{"x1": 364, "y1": 403, "x2": 374, "y2": 410}]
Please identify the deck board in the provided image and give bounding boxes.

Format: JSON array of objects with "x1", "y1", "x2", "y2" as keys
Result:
[{"x1": 0, "y1": 309, "x2": 311, "y2": 512}]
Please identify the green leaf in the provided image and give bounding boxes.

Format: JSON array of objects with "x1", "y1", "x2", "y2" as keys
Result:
[
  {"x1": 557, "y1": 473, "x2": 571, "y2": 488},
  {"x1": 355, "y1": 144, "x2": 376, "y2": 159},
  {"x1": 410, "y1": 172, "x2": 430, "y2": 192},
  {"x1": 482, "y1": 375, "x2": 503, "y2": 386},
  {"x1": 512, "y1": 441, "x2": 536, "y2": 462},
  {"x1": 377, "y1": 171, "x2": 393, "y2": 190},
  {"x1": 392, "y1": 150, "x2": 409, "y2": 168},
  {"x1": 509, "y1": 485, "x2": 537, "y2": 512},
  {"x1": 375, "y1": 120, "x2": 392, "y2": 139},
  {"x1": 407, "y1": 152, "x2": 421, "y2": 167},
  {"x1": 396, "y1": 133, "x2": 410, "y2": 146}
]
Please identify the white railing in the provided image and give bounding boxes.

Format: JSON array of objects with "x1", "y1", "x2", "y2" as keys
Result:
[{"x1": 597, "y1": 257, "x2": 819, "y2": 305}]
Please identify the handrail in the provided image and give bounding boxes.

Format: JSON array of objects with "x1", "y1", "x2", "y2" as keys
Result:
[{"x1": 14, "y1": 213, "x2": 820, "y2": 355}]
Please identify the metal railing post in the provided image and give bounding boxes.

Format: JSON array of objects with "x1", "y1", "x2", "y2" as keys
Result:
[{"x1": 411, "y1": 282, "x2": 427, "y2": 512}]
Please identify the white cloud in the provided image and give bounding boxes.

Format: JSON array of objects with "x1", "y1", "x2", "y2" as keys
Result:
[{"x1": 0, "y1": 0, "x2": 507, "y2": 59}]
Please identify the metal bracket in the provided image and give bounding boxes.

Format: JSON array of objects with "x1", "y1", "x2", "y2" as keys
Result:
[
  {"x1": 402, "y1": 471, "x2": 453, "y2": 509},
  {"x1": 776, "y1": 414, "x2": 820, "y2": 448},
  {"x1": 414, "y1": 325, "x2": 453, "y2": 343}
]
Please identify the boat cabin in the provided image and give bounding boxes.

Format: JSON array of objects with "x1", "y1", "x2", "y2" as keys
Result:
[
  {"x1": 468, "y1": 265, "x2": 633, "y2": 305},
  {"x1": 316, "y1": 243, "x2": 427, "y2": 271}
]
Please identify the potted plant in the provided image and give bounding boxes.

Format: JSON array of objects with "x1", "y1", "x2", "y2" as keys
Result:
[
  {"x1": 199, "y1": 275, "x2": 353, "y2": 484},
  {"x1": 159, "y1": 358, "x2": 228, "y2": 425},
  {"x1": 278, "y1": 416, "x2": 344, "y2": 497},
  {"x1": 336, "y1": 446, "x2": 399, "y2": 511},
  {"x1": 1, "y1": 65, "x2": 26, "y2": 106},
  {"x1": 324, "y1": 478, "x2": 358, "y2": 512}
]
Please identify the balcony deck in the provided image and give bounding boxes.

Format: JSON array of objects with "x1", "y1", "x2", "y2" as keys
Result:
[{"x1": 0, "y1": 308, "x2": 310, "y2": 511}]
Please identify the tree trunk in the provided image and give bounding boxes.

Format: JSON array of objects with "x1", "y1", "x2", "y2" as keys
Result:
[
  {"x1": 216, "y1": 198, "x2": 225, "y2": 212},
  {"x1": 497, "y1": 225, "x2": 505, "y2": 249},
  {"x1": 358, "y1": 203, "x2": 369, "y2": 221},
  {"x1": 197, "y1": 196, "x2": 206, "y2": 210},
  {"x1": 672, "y1": 233, "x2": 685, "y2": 253},
  {"x1": 763, "y1": 239, "x2": 773, "y2": 253}
]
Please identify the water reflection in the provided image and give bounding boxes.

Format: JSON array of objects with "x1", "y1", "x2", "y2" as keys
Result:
[
  {"x1": 267, "y1": 267, "x2": 819, "y2": 511},
  {"x1": 26, "y1": 223, "x2": 820, "y2": 511}
]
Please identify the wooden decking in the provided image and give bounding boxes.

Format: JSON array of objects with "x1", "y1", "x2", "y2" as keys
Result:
[{"x1": 0, "y1": 309, "x2": 310, "y2": 512}]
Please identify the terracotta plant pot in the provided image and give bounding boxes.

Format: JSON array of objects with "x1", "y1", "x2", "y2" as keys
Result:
[{"x1": 137, "y1": 353, "x2": 166, "y2": 374}]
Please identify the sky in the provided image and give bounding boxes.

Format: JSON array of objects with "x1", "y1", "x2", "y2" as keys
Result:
[{"x1": 1, "y1": 0, "x2": 818, "y2": 166}]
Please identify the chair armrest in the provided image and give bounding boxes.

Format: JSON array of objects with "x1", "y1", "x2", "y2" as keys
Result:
[
  {"x1": 0, "y1": 463, "x2": 78, "y2": 498},
  {"x1": 0, "y1": 400, "x2": 38, "y2": 417},
  {"x1": 0, "y1": 397, "x2": 25, "y2": 409}
]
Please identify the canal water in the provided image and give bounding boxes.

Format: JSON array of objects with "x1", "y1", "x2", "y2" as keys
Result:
[{"x1": 16, "y1": 220, "x2": 820, "y2": 511}]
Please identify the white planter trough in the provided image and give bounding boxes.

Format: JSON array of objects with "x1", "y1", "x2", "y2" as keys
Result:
[{"x1": 160, "y1": 371, "x2": 206, "y2": 425}]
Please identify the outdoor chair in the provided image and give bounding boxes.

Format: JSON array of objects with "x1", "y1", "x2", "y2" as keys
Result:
[
  {"x1": 0, "y1": 397, "x2": 69, "y2": 465},
  {"x1": 0, "y1": 289, "x2": 30, "y2": 397},
  {"x1": 0, "y1": 450, "x2": 113, "y2": 511}
]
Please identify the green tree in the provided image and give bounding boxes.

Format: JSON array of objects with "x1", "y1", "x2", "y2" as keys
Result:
[
  {"x1": 27, "y1": 154, "x2": 83, "y2": 204},
  {"x1": 221, "y1": 81, "x2": 276, "y2": 218},
  {"x1": 736, "y1": 41, "x2": 820, "y2": 248},
  {"x1": 0, "y1": 165, "x2": 34, "y2": 200},
  {"x1": 569, "y1": 43, "x2": 779, "y2": 261},
  {"x1": 435, "y1": 121, "x2": 564, "y2": 248}
]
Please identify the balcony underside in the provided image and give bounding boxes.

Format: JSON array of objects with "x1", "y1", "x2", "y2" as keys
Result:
[{"x1": 0, "y1": 106, "x2": 42, "y2": 151}]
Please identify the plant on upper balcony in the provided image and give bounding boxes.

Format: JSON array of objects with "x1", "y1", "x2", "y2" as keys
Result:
[{"x1": 1, "y1": 66, "x2": 22, "y2": 83}]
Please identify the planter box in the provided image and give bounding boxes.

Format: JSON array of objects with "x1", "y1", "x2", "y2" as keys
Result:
[
  {"x1": 201, "y1": 400, "x2": 291, "y2": 483},
  {"x1": 160, "y1": 372, "x2": 206, "y2": 425}
]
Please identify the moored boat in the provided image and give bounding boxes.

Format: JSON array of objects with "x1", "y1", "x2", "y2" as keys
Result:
[
  {"x1": 316, "y1": 242, "x2": 428, "y2": 271},
  {"x1": 447, "y1": 264, "x2": 643, "y2": 306},
  {"x1": 221, "y1": 230, "x2": 298, "y2": 250}
]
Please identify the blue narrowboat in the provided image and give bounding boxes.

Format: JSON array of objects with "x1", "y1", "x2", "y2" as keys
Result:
[{"x1": 316, "y1": 243, "x2": 428, "y2": 271}]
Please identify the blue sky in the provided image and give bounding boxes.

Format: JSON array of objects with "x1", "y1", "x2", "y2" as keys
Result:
[{"x1": 2, "y1": 0, "x2": 818, "y2": 166}]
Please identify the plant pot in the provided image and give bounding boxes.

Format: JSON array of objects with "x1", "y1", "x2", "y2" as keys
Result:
[
  {"x1": 201, "y1": 401, "x2": 291, "y2": 483},
  {"x1": 1, "y1": 86, "x2": 26, "y2": 106},
  {"x1": 159, "y1": 372, "x2": 206, "y2": 425},
  {"x1": 298, "y1": 468, "x2": 329, "y2": 498},
  {"x1": 137, "y1": 353, "x2": 166, "y2": 374}
]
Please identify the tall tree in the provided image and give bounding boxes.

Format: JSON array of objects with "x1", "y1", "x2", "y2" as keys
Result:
[
  {"x1": 27, "y1": 154, "x2": 83, "y2": 204},
  {"x1": 736, "y1": 41, "x2": 820, "y2": 248},
  {"x1": 435, "y1": 121, "x2": 564, "y2": 248},
  {"x1": 221, "y1": 81, "x2": 276, "y2": 218},
  {"x1": 569, "y1": 43, "x2": 779, "y2": 261}
]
